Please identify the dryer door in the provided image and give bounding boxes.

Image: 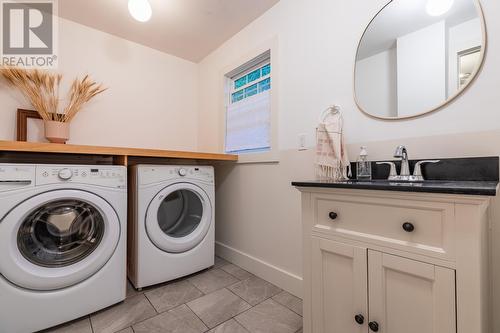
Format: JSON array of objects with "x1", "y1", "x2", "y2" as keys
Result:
[
  {"x1": 146, "y1": 183, "x2": 212, "y2": 253},
  {"x1": 0, "y1": 190, "x2": 120, "y2": 291}
]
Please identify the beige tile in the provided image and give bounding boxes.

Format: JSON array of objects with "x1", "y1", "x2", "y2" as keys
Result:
[
  {"x1": 235, "y1": 299, "x2": 303, "y2": 333},
  {"x1": 208, "y1": 318, "x2": 250, "y2": 333},
  {"x1": 272, "y1": 291, "x2": 303, "y2": 316},
  {"x1": 42, "y1": 317, "x2": 92, "y2": 333},
  {"x1": 220, "y1": 263, "x2": 253, "y2": 281},
  {"x1": 214, "y1": 256, "x2": 229, "y2": 268},
  {"x1": 133, "y1": 304, "x2": 207, "y2": 333},
  {"x1": 188, "y1": 268, "x2": 239, "y2": 294},
  {"x1": 116, "y1": 328, "x2": 134, "y2": 333},
  {"x1": 187, "y1": 288, "x2": 251, "y2": 328},
  {"x1": 90, "y1": 294, "x2": 157, "y2": 333},
  {"x1": 228, "y1": 275, "x2": 282, "y2": 306},
  {"x1": 145, "y1": 279, "x2": 203, "y2": 312}
]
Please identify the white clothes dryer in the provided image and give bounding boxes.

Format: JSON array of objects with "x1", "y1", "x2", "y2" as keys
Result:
[
  {"x1": 129, "y1": 165, "x2": 214, "y2": 289},
  {"x1": 0, "y1": 164, "x2": 127, "y2": 333}
]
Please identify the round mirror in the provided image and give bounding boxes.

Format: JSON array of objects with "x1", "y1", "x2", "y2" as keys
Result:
[{"x1": 354, "y1": 0, "x2": 486, "y2": 119}]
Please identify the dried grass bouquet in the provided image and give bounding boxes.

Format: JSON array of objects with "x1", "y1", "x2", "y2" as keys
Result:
[{"x1": 0, "y1": 66, "x2": 106, "y2": 122}]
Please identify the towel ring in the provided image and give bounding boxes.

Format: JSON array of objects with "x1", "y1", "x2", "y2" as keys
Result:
[{"x1": 319, "y1": 105, "x2": 341, "y2": 123}]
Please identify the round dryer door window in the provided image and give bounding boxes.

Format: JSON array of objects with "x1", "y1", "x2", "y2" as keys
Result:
[
  {"x1": 0, "y1": 190, "x2": 120, "y2": 291},
  {"x1": 146, "y1": 183, "x2": 212, "y2": 253}
]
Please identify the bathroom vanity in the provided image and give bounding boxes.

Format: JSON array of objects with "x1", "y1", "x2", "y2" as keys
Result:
[
  {"x1": 295, "y1": 0, "x2": 491, "y2": 329},
  {"x1": 293, "y1": 158, "x2": 498, "y2": 333}
]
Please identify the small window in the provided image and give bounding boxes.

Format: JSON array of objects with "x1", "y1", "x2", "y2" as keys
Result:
[{"x1": 225, "y1": 54, "x2": 271, "y2": 154}]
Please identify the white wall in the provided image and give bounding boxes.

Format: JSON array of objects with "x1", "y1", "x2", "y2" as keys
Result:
[
  {"x1": 0, "y1": 18, "x2": 199, "y2": 151},
  {"x1": 198, "y1": 0, "x2": 500, "y2": 330},
  {"x1": 199, "y1": 0, "x2": 500, "y2": 152},
  {"x1": 448, "y1": 18, "x2": 483, "y2": 96},
  {"x1": 397, "y1": 21, "x2": 446, "y2": 117},
  {"x1": 355, "y1": 48, "x2": 397, "y2": 117}
]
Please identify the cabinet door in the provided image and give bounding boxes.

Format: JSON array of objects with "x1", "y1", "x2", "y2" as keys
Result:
[
  {"x1": 311, "y1": 237, "x2": 368, "y2": 333},
  {"x1": 368, "y1": 251, "x2": 456, "y2": 333}
]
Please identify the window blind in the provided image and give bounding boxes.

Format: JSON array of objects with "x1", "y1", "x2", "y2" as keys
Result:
[{"x1": 225, "y1": 90, "x2": 270, "y2": 153}]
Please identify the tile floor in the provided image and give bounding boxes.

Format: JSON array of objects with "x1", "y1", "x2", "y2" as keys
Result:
[{"x1": 41, "y1": 257, "x2": 303, "y2": 333}]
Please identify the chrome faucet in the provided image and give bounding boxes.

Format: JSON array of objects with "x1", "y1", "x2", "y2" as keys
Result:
[
  {"x1": 394, "y1": 145, "x2": 410, "y2": 178},
  {"x1": 388, "y1": 145, "x2": 440, "y2": 181}
]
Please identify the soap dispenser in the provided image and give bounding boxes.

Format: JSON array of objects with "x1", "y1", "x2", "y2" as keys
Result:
[{"x1": 356, "y1": 146, "x2": 372, "y2": 180}]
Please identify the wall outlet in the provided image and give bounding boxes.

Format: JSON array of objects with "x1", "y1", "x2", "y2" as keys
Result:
[{"x1": 298, "y1": 133, "x2": 308, "y2": 150}]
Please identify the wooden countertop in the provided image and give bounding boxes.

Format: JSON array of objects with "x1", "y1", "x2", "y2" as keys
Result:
[{"x1": 0, "y1": 140, "x2": 238, "y2": 162}]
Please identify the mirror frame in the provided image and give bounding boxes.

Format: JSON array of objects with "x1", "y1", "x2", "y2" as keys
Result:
[{"x1": 353, "y1": 0, "x2": 487, "y2": 120}]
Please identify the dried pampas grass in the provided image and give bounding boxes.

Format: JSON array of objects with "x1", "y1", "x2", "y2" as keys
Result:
[{"x1": 0, "y1": 66, "x2": 106, "y2": 122}]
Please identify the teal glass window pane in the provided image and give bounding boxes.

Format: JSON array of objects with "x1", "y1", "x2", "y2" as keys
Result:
[
  {"x1": 261, "y1": 64, "x2": 271, "y2": 76},
  {"x1": 245, "y1": 84, "x2": 258, "y2": 97},
  {"x1": 247, "y1": 69, "x2": 261, "y2": 84},
  {"x1": 258, "y1": 78, "x2": 271, "y2": 92},
  {"x1": 232, "y1": 90, "x2": 244, "y2": 103},
  {"x1": 234, "y1": 76, "x2": 247, "y2": 89}
]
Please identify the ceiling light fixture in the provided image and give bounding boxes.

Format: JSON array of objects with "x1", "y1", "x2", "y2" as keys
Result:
[
  {"x1": 128, "y1": 0, "x2": 152, "y2": 22},
  {"x1": 426, "y1": 0, "x2": 454, "y2": 16}
]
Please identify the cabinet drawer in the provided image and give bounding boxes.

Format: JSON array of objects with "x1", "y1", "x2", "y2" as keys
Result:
[{"x1": 313, "y1": 193, "x2": 455, "y2": 260}]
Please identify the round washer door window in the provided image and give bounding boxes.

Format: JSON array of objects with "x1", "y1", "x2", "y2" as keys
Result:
[
  {"x1": 17, "y1": 199, "x2": 105, "y2": 268},
  {"x1": 146, "y1": 183, "x2": 212, "y2": 253},
  {"x1": 0, "y1": 190, "x2": 120, "y2": 291}
]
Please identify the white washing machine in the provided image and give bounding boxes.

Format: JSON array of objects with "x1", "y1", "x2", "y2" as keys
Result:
[
  {"x1": 0, "y1": 164, "x2": 127, "y2": 333},
  {"x1": 129, "y1": 165, "x2": 214, "y2": 289}
]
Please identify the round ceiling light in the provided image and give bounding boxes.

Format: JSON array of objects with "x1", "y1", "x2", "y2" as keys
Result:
[
  {"x1": 426, "y1": 0, "x2": 455, "y2": 16},
  {"x1": 128, "y1": 0, "x2": 152, "y2": 22}
]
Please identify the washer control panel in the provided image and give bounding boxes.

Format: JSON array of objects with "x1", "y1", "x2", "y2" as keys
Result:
[
  {"x1": 0, "y1": 165, "x2": 35, "y2": 192},
  {"x1": 0, "y1": 165, "x2": 35, "y2": 181},
  {"x1": 58, "y1": 168, "x2": 73, "y2": 180},
  {"x1": 139, "y1": 165, "x2": 214, "y2": 185},
  {"x1": 36, "y1": 165, "x2": 126, "y2": 188}
]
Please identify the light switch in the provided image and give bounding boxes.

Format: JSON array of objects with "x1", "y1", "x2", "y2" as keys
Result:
[{"x1": 298, "y1": 133, "x2": 307, "y2": 151}]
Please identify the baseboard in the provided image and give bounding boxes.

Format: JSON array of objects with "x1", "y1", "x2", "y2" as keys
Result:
[{"x1": 215, "y1": 241, "x2": 303, "y2": 298}]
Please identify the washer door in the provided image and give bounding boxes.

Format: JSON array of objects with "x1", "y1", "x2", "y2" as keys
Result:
[
  {"x1": 146, "y1": 183, "x2": 212, "y2": 253},
  {"x1": 0, "y1": 190, "x2": 120, "y2": 291}
]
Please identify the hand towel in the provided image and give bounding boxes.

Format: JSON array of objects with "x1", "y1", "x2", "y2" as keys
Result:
[{"x1": 316, "y1": 107, "x2": 351, "y2": 181}]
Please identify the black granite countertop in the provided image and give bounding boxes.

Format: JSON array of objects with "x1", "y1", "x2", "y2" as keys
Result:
[
  {"x1": 293, "y1": 156, "x2": 499, "y2": 196},
  {"x1": 291, "y1": 180, "x2": 499, "y2": 196}
]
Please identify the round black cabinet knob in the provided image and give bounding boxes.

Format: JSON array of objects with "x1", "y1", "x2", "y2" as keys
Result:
[
  {"x1": 329, "y1": 212, "x2": 338, "y2": 220},
  {"x1": 354, "y1": 314, "x2": 364, "y2": 325},
  {"x1": 402, "y1": 222, "x2": 415, "y2": 232},
  {"x1": 368, "y1": 321, "x2": 379, "y2": 332}
]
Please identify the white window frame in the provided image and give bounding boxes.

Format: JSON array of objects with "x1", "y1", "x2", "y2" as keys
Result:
[{"x1": 220, "y1": 37, "x2": 279, "y2": 164}]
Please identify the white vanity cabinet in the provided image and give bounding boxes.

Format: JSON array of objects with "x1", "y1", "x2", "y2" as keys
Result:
[{"x1": 299, "y1": 187, "x2": 492, "y2": 333}]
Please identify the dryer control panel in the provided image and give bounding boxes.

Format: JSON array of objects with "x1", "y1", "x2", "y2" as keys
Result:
[
  {"x1": 36, "y1": 165, "x2": 126, "y2": 188},
  {"x1": 138, "y1": 165, "x2": 214, "y2": 185}
]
